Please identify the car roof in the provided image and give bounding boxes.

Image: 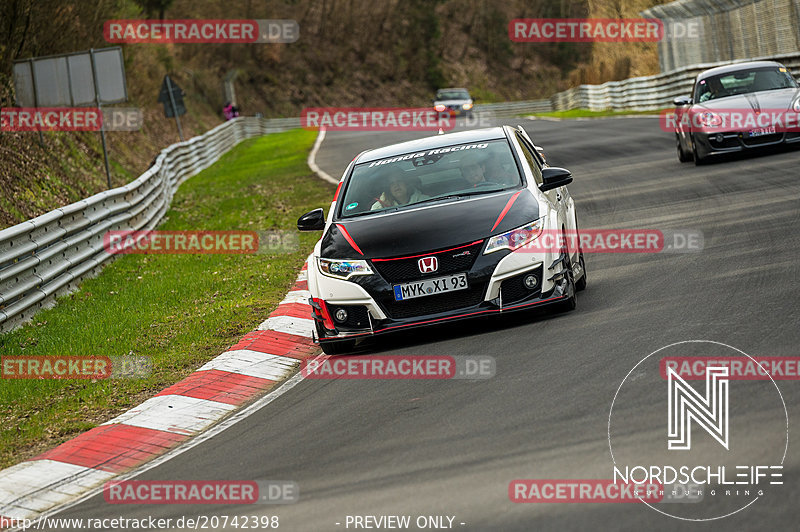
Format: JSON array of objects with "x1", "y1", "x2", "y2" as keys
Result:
[
  {"x1": 436, "y1": 87, "x2": 469, "y2": 92},
  {"x1": 697, "y1": 61, "x2": 785, "y2": 80},
  {"x1": 355, "y1": 127, "x2": 507, "y2": 164}
]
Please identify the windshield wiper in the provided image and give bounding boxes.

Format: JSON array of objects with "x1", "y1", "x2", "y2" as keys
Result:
[
  {"x1": 448, "y1": 186, "x2": 508, "y2": 196},
  {"x1": 408, "y1": 195, "x2": 463, "y2": 207}
]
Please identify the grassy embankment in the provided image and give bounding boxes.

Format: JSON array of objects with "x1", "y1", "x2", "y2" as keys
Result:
[{"x1": 0, "y1": 128, "x2": 332, "y2": 469}]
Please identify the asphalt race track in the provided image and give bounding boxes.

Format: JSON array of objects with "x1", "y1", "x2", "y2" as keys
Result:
[{"x1": 52, "y1": 117, "x2": 800, "y2": 530}]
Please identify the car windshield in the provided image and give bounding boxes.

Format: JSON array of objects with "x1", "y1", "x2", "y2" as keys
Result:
[
  {"x1": 436, "y1": 90, "x2": 470, "y2": 100},
  {"x1": 338, "y1": 139, "x2": 522, "y2": 218},
  {"x1": 695, "y1": 66, "x2": 798, "y2": 102}
]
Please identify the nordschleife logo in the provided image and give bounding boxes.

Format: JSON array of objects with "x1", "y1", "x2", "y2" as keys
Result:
[{"x1": 667, "y1": 365, "x2": 729, "y2": 450}]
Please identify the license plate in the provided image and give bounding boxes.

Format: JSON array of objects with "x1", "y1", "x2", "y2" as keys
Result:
[
  {"x1": 393, "y1": 273, "x2": 468, "y2": 301},
  {"x1": 747, "y1": 127, "x2": 776, "y2": 137}
]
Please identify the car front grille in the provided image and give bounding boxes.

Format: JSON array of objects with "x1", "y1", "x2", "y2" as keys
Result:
[
  {"x1": 379, "y1": 283, "x2": 487, "y2": 319},
  {"x1": 371, "y1": 241, "x2": 483, "y2": 284},
  {"x1": 742, "y1": 133, "x2": 783, "y2": 146}
]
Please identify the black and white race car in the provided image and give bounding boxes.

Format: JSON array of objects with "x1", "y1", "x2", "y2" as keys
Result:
[{"x1": 297, "y1": 126, "x2": 586, "y2": 354}]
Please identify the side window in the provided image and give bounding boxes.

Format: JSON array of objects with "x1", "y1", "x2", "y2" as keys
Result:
[{"x1": 515, "y1": 133, "x2": 543, "y2": 186}]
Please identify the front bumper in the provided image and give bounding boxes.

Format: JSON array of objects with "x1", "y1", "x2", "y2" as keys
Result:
[
  {"x1": 434, "y1": 105, "x2": 471, "y2": 117},
  {"x1": 694, "y1": 130, "x2": 800, "y2": 158},
  {"x1": 310, "y1": 242, "x2": 571, "y2": 343}
]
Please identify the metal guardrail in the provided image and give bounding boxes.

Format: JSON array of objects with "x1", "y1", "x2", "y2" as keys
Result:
[
  {"x1": 474, "y1": 99, "x2": 553, "y2": 117},
  {"x1": 0, "y1": 116, "x2": 300, "y2": 333},
  {"x1": 473, "y1": 51, "x2": 800, "y2": 116},
  {"x1": 642, "y1": 0, "x2": 800, "y2": 72},
  {"x1": 550, "y1": 52, "x2": 800, "y2": 112}
]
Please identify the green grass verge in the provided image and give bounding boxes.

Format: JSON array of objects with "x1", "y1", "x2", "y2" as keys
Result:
[
  {"x1": 0, "y1": 129, "x2": 332, "y2": 469},
  {"x1": 526, "y1": 108, "x2": 667, "y2": 119}
]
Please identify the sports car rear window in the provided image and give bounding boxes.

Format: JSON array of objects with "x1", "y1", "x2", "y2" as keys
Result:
[{"x1": 338, "y1": 139, "x2": 522, "y2": 218}]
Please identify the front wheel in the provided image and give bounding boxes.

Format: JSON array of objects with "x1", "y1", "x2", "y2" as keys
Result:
[
  {"x1": 557, "y1": 233, "x2": 577, "y2": 311},
  {"x1": 677, "y1": 133, "x2": 691, "y2": 163},
  {"x1": 319, "y1": 339, "x2": 356, "y2": 356},
  {"x1": 692, "y1": 135, "x2": 707, "y2": 166},
  {"x1": 575, "y1": 250, "x2": 587, "y2": 291}
]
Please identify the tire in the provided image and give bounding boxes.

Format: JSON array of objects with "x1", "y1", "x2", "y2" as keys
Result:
[
  {"x1": 559, "y1": 275, "x2": 577, "y2": 312},
  {"x1": 319, "y1": 339, "x2": 356, "y2": 356},
  {"x1": 677, "y1": 133, "x2": 691, "y2": 163},
  {"x1": 557, "y1": 230, "x2": 577, "y2": 311},
  {"x1": 575, "y1": 250, "x2": 587, "y2": 291},
  {"x1": 315, "y1": 321, "x2": 356, "y2": 355},
  {"x1": 691, "y1": 135, "x2": 707, "y2": 166}
]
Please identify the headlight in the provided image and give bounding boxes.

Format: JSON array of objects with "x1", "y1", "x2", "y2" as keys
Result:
[
  {"x1": 462, "y1": 102, "x2": 473, "y2": 110},
  {"x1": 698, "y1": 111, "x2": 723, "y2": 127},
  {"x1": 434, "y1": 104, "x2": 446, "y2": 112},
  {"x1": 318, "y1": 258, "x2": 373, "y2": 279},
  {"x1": 792, "y1": 99, "x2": 800, "y2": 112},
  {"x1": 484, "y1": 218, "x2": 545, "y2": 255}
]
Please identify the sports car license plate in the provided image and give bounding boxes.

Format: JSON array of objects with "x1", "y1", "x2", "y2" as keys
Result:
[
  {"x1": 393, "y1": 273, "x2": 468, "y2": 301},
  {"x1": 747, "y1": 126, "x2": 776, "y2": 137}
]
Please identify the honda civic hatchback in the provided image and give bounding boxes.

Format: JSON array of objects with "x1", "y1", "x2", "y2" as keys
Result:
[{"x1": 297, "y1": 126, "x2": 586, "y2": 354}]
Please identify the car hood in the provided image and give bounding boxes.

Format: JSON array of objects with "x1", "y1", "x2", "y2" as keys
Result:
[
  {"x1": 695, "y1": 88, "x2": 800, "y2": 112},
  {"x1": 321, "y1": 189, "x2": 538, "y2": 259}
]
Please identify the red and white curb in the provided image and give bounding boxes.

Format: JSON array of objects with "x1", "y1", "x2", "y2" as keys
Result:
[{"x1": 0, "y1": 262, "x2": 319, "y2": 524}]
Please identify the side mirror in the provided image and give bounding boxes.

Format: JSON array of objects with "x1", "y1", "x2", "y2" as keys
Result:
[
  {"x1": 539, "y1": 167, "x2": 572, "y2": 192},
  {"x1": 673, "y1": 96, "x2": 692, "y2": 106},
  {"x1": 297, "y1": 208, "x2": 325, "y2": 231}
]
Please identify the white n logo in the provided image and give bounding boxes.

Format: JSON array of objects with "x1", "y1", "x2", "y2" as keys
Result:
[{"x1": 667, "y1": 366, "x2": 729, "y2": 450}]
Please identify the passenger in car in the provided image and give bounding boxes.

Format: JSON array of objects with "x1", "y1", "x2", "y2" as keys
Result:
[
  {"x1": 370, "y1": 169, "x2": 429, "y2": 210},
  {"x1": 459, "y1": 152, "x2": 488, "y2": 186}
]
